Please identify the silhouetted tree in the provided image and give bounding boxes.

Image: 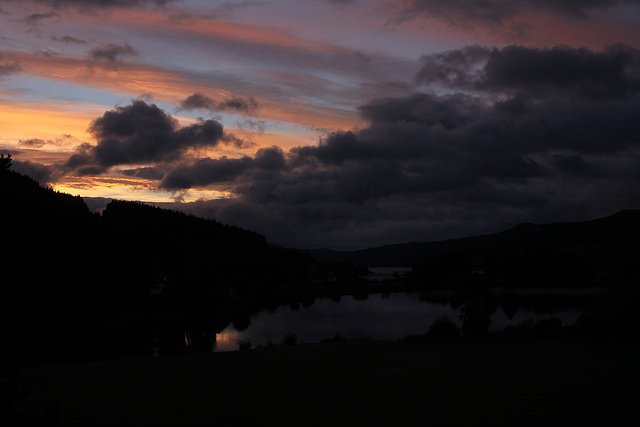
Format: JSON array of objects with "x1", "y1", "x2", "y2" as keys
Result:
[
  {"x1": 282, "y1": 333, "x2": 298, "y2": 346},
  {"x1": 0, "y1": 154, "x2": 11, "y2": 173},
  {"x1": 426, "y1": 316, "x2": 461, "y2": 341},
  {"x1": 460, "y1": 298, "x2": 493, "y2": 337}
]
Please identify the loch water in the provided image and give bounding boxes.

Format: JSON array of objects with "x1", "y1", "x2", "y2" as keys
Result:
[{"x1": 212, "y1": 290, "x2": 592, "y2": 352}]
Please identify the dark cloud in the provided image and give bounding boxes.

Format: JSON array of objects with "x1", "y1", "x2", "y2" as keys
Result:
[
  {"x1": 63, "y1": 100, "x2": 227, "y2": 174},
  {"x1": 158, "y1": 147, "x2": 285, "y2": 190},
  {"x1": 19, "y1": 134, "x2": 83, "y2": 150},
  {"x1": 160, "y1": 156, "x2": 254, "y2": 190},
  {"x1": 552, "y1": 153, "x2": 591, "y2": 176},
  {"x1": 254, "y1": 146, "x2": 286, "y2": 171},
  {"x1": 11, "y1": 160, "x2": 56, "y2": 184},
  {"x1": 10, "y1": 0, "x2": 174, "y2": 10},
  {"x1": 179, "y1": 92, "x2": 258, "y2": 113},
  {"x1": 89, "y1": 100, "x2": 177, "y2": 140},
  {"x1": 234, "y1": 117, "x2": 266, "y2": 133},
  {"x1": 64, "y1": 143, "x2": 103, "y2": 175},
  {"x1": 21, "y1": 12, "x2": 58, "y2": 25},
  {"x1": 18, "y1": 138, "x2": 47, "y2": 148},
  {"x1": 414, "y1": 44, "x2": 492, "y2": 88},
  {"x1": 88, "y1": 43, "x2": 137, "y2": 62},
  {"x1": 401, "y1": 0, "x2": 640, "y2": 26},
  {"x1": 121, "y1": 166, "x2": 164, "y2": 180},
  {"x1": 417, "y1": 44, "x2": 640, "y2": 100},
  {"x1": 219, "y1": 96, "x2": 258, "y2": 112},
  {"x1": 157, "y1": 45, "x2": 640, "y2": 247},
  {"x1": 179, "y1": 92, "x2": 216, "y2": 110},
  {"x1": 278, "y1": 98, "x2": 550, "y2": 202},
  {"x1": 404, "y1": 0, "x2": 519, "y2": 25},
  {"x1": 484, "y1": 44, "x2": 640, "y2": 99},
  {"x1": 51, "y1": 35, "x2": 87, "y2": 44},
  {"x1": 532, "y1": 0, "x2": 640, "y2": 17},
  {"x1": 220, "y1": 133, "x2": 252, "y2": 148},
  {"x1": 325, "y1": 0, "x2": 358, "y2": 6},
  {"x1": 357, "y1": 92, "x2": 483, "y2": 129}
]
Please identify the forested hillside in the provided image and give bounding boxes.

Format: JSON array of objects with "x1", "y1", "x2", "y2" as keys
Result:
[{"x1": 1, "y1": 163, "x2": 314, "y2": 362}]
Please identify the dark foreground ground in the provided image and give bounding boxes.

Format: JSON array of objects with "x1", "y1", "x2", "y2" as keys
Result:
[{"x1": 12, "y1": 338, "x2": 640, "y2": 426}]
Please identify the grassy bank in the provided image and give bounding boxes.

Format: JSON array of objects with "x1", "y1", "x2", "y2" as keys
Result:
[{"x1": 11, "y1": 338, "x2": 639, "y2": 426}]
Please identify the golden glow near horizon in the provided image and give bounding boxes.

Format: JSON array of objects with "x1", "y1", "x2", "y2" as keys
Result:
[
  {"x1": 0, "y1": 100, "x2": 97, "y2": 146},
  {"x1": 215, "y1": 328, "x2": 246, "y2": 352},
  {"x1": 52, "y1": 175, "x2": 236, "y2": 203}
]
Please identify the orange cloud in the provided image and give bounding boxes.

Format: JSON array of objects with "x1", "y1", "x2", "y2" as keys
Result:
[
  {"x1": 105, "y1": 8, "x2": 350, "y2": 53},
  {"x1": 9, "y1": 48, "x2": 359, "y2": 135}
]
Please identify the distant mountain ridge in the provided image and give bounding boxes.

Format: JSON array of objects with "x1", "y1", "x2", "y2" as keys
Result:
[{"x1": 308, "y1": 209, "x2": 640, "y2": 268}]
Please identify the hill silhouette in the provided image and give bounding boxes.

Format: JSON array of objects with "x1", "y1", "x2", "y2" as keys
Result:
[
  {"x1": 1, "y1": 166, "x2": 317, "y2": 305},
  {"x1": 310, "y1": 210, "x2": 640, "y2": 289},
  {"x1": 1, "y1": 165, "x2": 316, "y2": 363}
]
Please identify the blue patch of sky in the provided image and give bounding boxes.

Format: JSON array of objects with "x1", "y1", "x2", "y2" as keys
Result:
[{"x1": 7, "y1": 75, "x2": 130, "y2": 107}]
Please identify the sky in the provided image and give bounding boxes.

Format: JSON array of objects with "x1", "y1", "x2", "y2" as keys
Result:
[{"x1": 2, "y1": 0, "x2": 640, "y2": 250}]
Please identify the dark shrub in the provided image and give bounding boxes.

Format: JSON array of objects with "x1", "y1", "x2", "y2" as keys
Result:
[
  {"x1": 460, "y1": 299, "x2": 492, "y2": 337},
  {"x1": 282, "y1": 333, "x2": 298, "y2": 346},
  {"x1": 535, "y1": 317, "x2": 562, "y2": 332},
  {"x1": 574, "y1": 312, "x2": 628, "y2": 339},
  {"x1": 321, "y1": 333, "x2": 346, "y2": 343},
  {"x1": 517, "y1": 318, "x2": 535, "y2": 333},
  {"x1": 501, "y1": 317, "x2": 564, "y2": 338},
  {"x1": 237, "y1": 339, "x2": 252, "y2": 351},
  {"x1": 426, "y1": 316, "x2": 461, "y2": 341},
  {"x1": 401, "y1": 334, "x2": 426, "y2": 343}
]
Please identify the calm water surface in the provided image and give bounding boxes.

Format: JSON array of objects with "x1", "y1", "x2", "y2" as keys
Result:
[{"x1": 214, "y1": 292, "x2": 584, "y2": 352}]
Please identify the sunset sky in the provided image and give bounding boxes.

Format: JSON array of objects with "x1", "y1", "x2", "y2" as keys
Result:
[{"x1": 2, "y1": 0, "x2": 640, "y2": 249}]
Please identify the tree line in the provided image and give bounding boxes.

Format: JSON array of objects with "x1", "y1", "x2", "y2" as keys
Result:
[{"x1": 1, "y1": 160, "x2": 319, "y2": 359}]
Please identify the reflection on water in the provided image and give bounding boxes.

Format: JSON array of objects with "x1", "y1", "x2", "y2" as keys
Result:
[
  {"x1": 216, "y1": 329, "x2": 244, "y2": 350},
  {"x1": 213, "y1": 292, "x2": 586, "y2": 352},
  {"x1": 366, "y1": 267, "x2": 412, "y2": 281}
]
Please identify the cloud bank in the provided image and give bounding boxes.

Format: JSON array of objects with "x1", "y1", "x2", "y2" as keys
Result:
[
  {"x1": 416, "y1": 43, "x2": 640, "y2": 100},
  {"x1": 32, "y1": 43, "x2": 640, "y2": 248},
  {"x1": 402, "y1": 0, "x2": 640, "y2": 25},
  {"x1": 175, "y1": 43, "x2": 640, "y2": 248}
]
